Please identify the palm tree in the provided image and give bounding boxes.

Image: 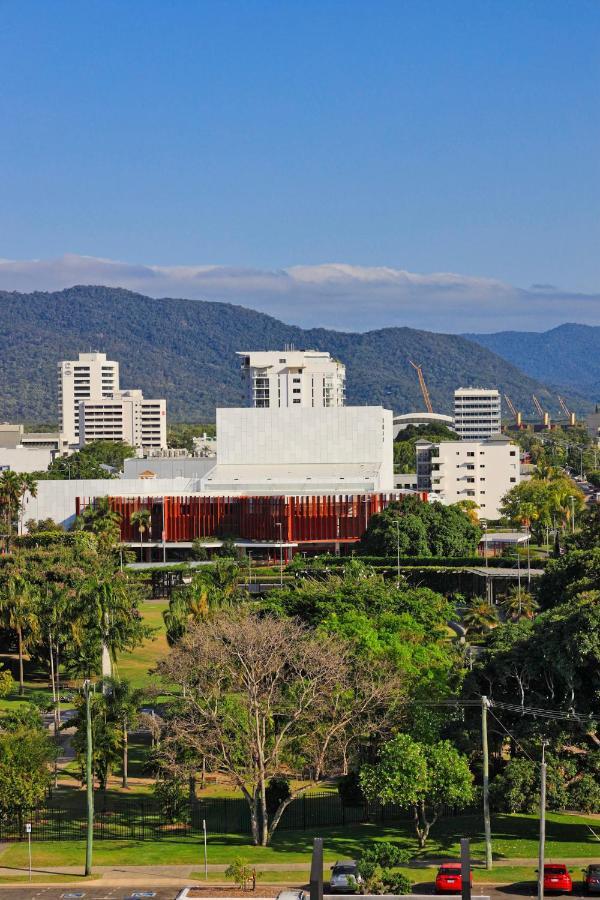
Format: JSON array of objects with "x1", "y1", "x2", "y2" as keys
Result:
[
  {"x1": 130, "y1": 508, "x2": 152, "y2": 562},
  {"x1": 76, "y1": 497, "x2": 122, "y2": 547},
  {"x1": 502, "y1": 586, "x2": 539, "y2": 622},
  {"x1": 0, "y1": 471, "x2": 37, "y2": 549},
  {"x1": 462, "y1": 596, "x2": 499, "y2": 637},
  {"x1": 103, "y1": 677, "x2": 146, "y2": 788},
  {"x1": 0, "y1": 573, "x2": 40, "y2": 695}
]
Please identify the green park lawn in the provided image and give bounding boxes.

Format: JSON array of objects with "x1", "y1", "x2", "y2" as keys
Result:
[{"x1": 1, "y1": 813, "x2": 599, "y2": 871}]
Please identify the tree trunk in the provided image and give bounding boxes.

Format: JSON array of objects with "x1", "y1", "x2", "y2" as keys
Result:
[
  {"x1": 122, "y1": 718, "x2": 128, "y2": 789},
  {"x1": 17, "y1": 625, "x2": 24, "y2": 695}
]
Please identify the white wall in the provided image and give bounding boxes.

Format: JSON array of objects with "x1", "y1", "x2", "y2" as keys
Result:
[
  {"x1": 0, "y1": 447, "x2": 54, "y2": 473},
  {"x1": 24, "y1": 477, "x2": 197, "y2": 530},
  {"x1": 218, "y1": 406, "x2": 392, "y2": 465}
]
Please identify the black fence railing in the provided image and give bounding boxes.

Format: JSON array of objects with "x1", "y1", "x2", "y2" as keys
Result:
[{"x1": 0, "y1": 792, "x2": 425, "y2": 842}]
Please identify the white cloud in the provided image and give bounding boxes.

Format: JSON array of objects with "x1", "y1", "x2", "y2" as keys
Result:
[{"x1": 0, "y1": 254, "x2": 598, "y2": 332}]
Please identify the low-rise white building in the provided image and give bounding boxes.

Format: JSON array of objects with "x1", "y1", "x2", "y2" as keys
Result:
[
  {"x1": 78, "y1": 391, "x2": 167, "y2": 451},
  {"x1": 237, "y1": 350, "x2": 346, "y2": 409},
  {"x1": 415, "y1": 434, "x2": 520, "y2": 519},
  {"x1": 201, "y1": 405, "x2": 394, "y2": 494}
]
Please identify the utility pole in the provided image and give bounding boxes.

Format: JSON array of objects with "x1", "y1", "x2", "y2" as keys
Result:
[
  {"x1": 481, "y1": 696, "x2": 492, "y2": 870},
  {"x1": 569, "y1": 496, "x2": 576, "y2": 535},
  {"x1": 537, "y1": 740, "x2": 548, "y2": 900},
  {"x1": 84, "y1": 679, "x2": 94, "y2": 876},
  {"x1": 275, "y1": 521, "x2": 283, "y2": 586}
]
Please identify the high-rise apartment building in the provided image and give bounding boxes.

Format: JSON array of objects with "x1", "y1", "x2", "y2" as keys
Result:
[
  {"x1": 59, "y1": 352, "x2": 120, "y2": 446},
  {"x1": 453, "y1": 387, "x2": 501, "y2": 440},
  {"x1": 78, "y1": 391, "x2": 167, "y2": 451},
  {"x1": 237, "y1": 350, "x2": 346, "y2": 409}
]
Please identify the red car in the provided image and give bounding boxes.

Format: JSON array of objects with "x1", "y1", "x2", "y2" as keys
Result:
[
  {"x1": 435, "y1": 863, "x2": 473, "y2": 894},
  {"x1": 543, "y1": 864, "x2": 573, "y2": 894}
]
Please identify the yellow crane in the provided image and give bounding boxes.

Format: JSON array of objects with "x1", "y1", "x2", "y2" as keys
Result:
[
  {"x1": 504, "y1": 394, "x2": 522, "y2": 428},
  {"x1": 532, "y1": 394, "x2": 550, "y2": 428},
  {"x1": 409, "y1": 361, "x2": 433, "y2": 414},
  {"x1": 557, "y1": 396, "x2": 576, "y2": 427}
]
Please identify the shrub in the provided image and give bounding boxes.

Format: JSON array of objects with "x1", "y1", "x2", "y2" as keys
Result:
[
  {"x1": 153, "y1": 777, "x2": 189, "y2": 824},
  {"x1": 265, "y1": 776, "x2": 291, "y2": 815},
  {"x1": 225, "y1": 858, "x2": 258, "y2": 890},
  {"x1": 359, "y1": 842, "x2": 410, "y2": 869},
  {"x1": 382, "y1": 872, "x2": 413, "y2": 895},
  {"x1": 569, "y1": 775, "x2": 600, "y2": 814},
  {"x1": 337, "y1": 772, "x2": 365, "y2": 807}
]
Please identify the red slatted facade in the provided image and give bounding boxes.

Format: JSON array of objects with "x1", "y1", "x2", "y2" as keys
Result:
[{"x1": 83, "y1": 492, "x2": 427, "y2": 546}]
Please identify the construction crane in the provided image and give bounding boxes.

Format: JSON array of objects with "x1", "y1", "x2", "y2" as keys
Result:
[
  {"x1": 504, "y1": 394, "x2": 522, "y2": 429},
  {"x1": 558, "y1": 395, "x2": 576, "y2": 427},
  {"x1": 409, "y1": 361, "x2": 433, "y2": 414},
  {"x1": 532, "y1": 394, "x2": 550, "y2": 429}
]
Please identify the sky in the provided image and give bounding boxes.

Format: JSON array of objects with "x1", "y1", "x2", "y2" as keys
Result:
[{"x1": 0, "y1": 1, "x2": 599, "y2": 332}]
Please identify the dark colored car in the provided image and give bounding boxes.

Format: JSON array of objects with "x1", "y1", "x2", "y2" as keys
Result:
[
  {"x1": 435, "y1": 863, "x2": 472, "y2": 894},
  {"x1": 583, "y1": 865, "x2": 600, "y2": 894},
  {"x1": 543, "y1": 864, "x2": 573, "y2": 894}
]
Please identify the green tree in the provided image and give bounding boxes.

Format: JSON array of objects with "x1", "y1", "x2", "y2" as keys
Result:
[
  {"x1": 0, "y1": 572, "x2": 40, "y2": 695},
  {"x1": 361, "y1": 733, "x2": 474, "y2": 847},
  {"x1": 75, "y1": 497, "x2": 122, "y2": 550},
  {"x1": 462, "y1": 596, "x2": 499, "y2": 636},
  {"x1": 103, "y1": 678, "x2": 146, "y2": 788},
  {"x1": 0, "y1": 471, "x2": 37, "y2": 549},
  {"x1": 360, "y1": 497, "x2": 481, "y2": 558},
  {"x1": 393, "y1": 424, "x2": 458, "y2": 474},
  {"x1": 70, "y1": 690, "x2": 121, "y2": 793},
  {"x1": 501, "y1": 587, "x2": 539, "y2": 622},
  {"x1": 0, "y1": 725, "x2": 53, "y2": 815},
  {"x1": 40, "y1": 441, "x2": 136, "y2": 480}
]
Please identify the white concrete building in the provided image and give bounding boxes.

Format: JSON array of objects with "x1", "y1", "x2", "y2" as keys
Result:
[
  {"x1": 586, "y1": 411, "x2": 600, "y2": 443},
  {"x1": 59, "y1": 352, "x2": 120, "y2": 446},
  {"x1": 0, "y1": 447, "x2": 56, "y2": 474},
  {"x1": 453, "y1": 387, "x2": 502, "y2": 440},
  {"x1": 201, "y1": 406, "x2": 394, "y2": 494},
  {"x1": 78, "y1": 391, "x2": 167, "y2": 451},
  {"x1": 415, "y1": 434, "x2": 520, "y2": 519},
  {"x1": 237, "y1": 350, "x2": 346, "y2": 408}
]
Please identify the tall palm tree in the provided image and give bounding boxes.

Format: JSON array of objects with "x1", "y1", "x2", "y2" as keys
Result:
[
  {"x1": 130, "y1": 508, "x2": 152, "y2": 562},
  {"x1": 103, "y1": 677, "x2": 146, "y2": 788},
  {"x1": 76, "y1": 497, "x2": 122, "y2": 546},
  {"x1": 0, "y1": 573, "x2": 40, "y2": 694},
  {"x1": 462, "y1": 596, "x2": 499, "y2": 637},
  {"x1": 0, "y1": 471, "x2": 37, "y2": 549}
]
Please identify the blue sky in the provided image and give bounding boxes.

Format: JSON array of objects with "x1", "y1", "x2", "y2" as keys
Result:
[{"x1": 0, "y1": 1, "x2": 599, "y2": 330}]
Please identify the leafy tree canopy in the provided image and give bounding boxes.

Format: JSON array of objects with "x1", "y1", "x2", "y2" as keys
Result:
[
  {"x1": 38, "y1": 440, "x2": 136, "y2": 480},
  {"x1": 360, "y1": 497, "x2": 482, "y2": 557}
]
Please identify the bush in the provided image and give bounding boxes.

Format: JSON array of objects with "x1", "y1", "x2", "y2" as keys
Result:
[
  {"x1": 265, "y1": 776, "x2": 291, "y2": 815},
  {"x1": 382, "y1": 872, "x2": 413, "y2": 895},
  {"x1": 359, "y1": 842, "x2": 410, "y2": 869},
  {"x1": 153, "y1": 777, "x2": 189, "y2": 824},
  {"x1": 225, "y1": 858, "x2": 258, "y2": 890},
  {"x1": 569, "y1": 775, "x2": 600, "y2": 814},
  {"x1": 491, "y1": 757, "x2": 570, "y2": 813},
  {"x1": 337, "y1": 772, "x2": 365, "y2": 807}
]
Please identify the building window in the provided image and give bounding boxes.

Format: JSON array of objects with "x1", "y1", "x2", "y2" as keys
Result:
[
  {"x1": 293, "y1": 399, "x2": 301, "y2": 404},
  {"x1": 510, "y1": 477, "x2": 517, "y2": 482}
]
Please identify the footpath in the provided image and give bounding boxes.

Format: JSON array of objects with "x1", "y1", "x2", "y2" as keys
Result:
[{"x1": 0, "y1": 859, "x2": 599, "y2": 889}]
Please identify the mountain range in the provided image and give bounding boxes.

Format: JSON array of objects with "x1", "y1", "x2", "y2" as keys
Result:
[
  {"x1": 0, "y1": 285, "x2": 593, "y2": 424},
  {"x1": 464, "y1": 324, "x2": 600, "y2": 400}
]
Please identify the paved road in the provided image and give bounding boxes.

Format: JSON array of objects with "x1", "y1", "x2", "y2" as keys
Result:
[{"x1": 0, "y1": 886, "x2": 594, "y2": 900}]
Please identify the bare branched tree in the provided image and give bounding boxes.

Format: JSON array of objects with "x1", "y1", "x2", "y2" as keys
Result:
[{"x1": 157, "y1": 608, "x2": 403, "y2": 845}]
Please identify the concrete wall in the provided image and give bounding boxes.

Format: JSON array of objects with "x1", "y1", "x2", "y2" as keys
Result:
[
  {"x1": 217, "y1": 406, "x2": 393, "y2": 471},
  {"x1": 0, "y1": 447, "x2": 54, "y2": 473},
  {"x1": 123, "y1": 457, "x2": 215, "y2": 479}
]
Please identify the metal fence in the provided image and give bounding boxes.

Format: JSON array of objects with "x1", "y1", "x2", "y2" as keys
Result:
[{"x1": 0, "y1": 792, "x2": 415, "y2": 842}]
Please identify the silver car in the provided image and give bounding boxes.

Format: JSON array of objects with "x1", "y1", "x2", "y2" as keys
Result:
[{"x1": 330, "y1": 860, "x2": 362, "y2": 893}]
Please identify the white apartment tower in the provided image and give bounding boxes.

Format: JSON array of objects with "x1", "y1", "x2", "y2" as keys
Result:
[
  {"x1": 59, "y1": 352, "x2": 120, "y2": 446},
  {"x1": 78, "y1": 391, "x2": 167, "y2": 450},
  {"x1": 453, "y1": 387, "x2": 502, "y2": 440},
  {"x1": 237, "y1": 350, "x2": 346, "y2": 409},
  {"x1": 415, "y1": 434, "x2": 520, "y2": 519}
]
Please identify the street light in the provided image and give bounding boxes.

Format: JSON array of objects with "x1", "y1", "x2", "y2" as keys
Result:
[{"x1": 275, "y1": 521, "x2": 283, "y2": 586}]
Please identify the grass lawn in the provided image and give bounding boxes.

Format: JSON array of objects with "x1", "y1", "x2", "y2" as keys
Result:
[
  {"x1": 114, "y1": 599, "x2": 170, "y2": 689},
  {"x1": 1, "y1": 813, "x2": 599, "y2": 870}
]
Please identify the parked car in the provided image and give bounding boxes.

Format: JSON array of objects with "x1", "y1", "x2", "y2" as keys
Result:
[
  {"x1": 435, "y1": 863, "x2": 472, "y2": 894},
  {"x1": 542, "y1": 864, "x2": 573, "y2": 894},
  {"x1": 583, "y1": 865, "x2": 600, "y2": 894},
  {"x1": 330, "y1": 861, "x2": 362, "y2": 893},
  {"x1": 276, "y1": 892, "x2": 307, "y2": 900}
]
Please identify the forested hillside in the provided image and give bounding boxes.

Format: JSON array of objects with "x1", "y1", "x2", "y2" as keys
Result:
[
  {"x1": 0, "y1": 285, "x2": 583, "y2": 422},
  {"x1": 465, "y1": 324, "x2": 600, "y2": 399}
]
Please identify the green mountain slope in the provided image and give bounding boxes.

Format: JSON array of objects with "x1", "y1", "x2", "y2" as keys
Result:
[
  {"x1": 465, "y1": 324, "x2": 600, "y2": 399},
  {"x1": 0, "y1": 285, "x2": 582, "y2": 423}
]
